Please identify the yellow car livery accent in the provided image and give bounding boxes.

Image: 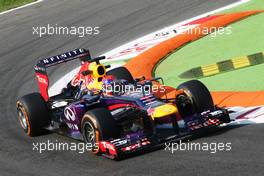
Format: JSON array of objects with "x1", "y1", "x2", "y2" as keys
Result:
[{"x1": 151, "y1": 104, "x2": 177, "y2": 120}]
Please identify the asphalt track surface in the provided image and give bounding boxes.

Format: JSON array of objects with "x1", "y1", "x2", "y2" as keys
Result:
[{"x1": 0, "y1": 0, "x2": 263, "y2": 175}]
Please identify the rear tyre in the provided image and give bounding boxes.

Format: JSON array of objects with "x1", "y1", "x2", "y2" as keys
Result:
[
  {"x1": 81, "y1": 108, "x2": 120, "y2": 155},
  {"x1": 16, "y1": 93, "x2": 51, "y2": 136},
  {"x1": 177, "y1": 80, "x2": 214, "y2": 113},
  {"x1": 107, "y1": 67, "x2": 134, "y2": 83}
]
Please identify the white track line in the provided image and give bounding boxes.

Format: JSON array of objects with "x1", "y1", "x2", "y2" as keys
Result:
[{"x1": 0, "y1": 0, "x2": 43, "y2": 15}]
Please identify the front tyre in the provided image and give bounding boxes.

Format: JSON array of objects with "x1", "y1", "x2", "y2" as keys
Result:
[
  {"x1": 16, "y1": 93, "x2": 51, "y2": 136},
  {"x1": 81, "y1": 108, "x2": 120, "y2": 155},
  {"x1": 177, "y1": 80, "x2": 214, "y2": 113}
]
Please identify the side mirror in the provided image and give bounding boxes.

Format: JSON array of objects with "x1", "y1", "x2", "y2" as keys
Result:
[{"x1": 105, "y1": 65, "x2": 111, "y2": 69}]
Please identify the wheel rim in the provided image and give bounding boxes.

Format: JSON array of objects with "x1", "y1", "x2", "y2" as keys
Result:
[
  {"x1": 84, "y1": 122, "x2": 96, "y2": 145},
  {"x1": 17, "y1": 108, "x2": 27, "y2": 130}
]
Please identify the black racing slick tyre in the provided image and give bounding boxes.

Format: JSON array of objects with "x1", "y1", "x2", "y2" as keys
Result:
[
  {"x1": 107, "y1": 66, "x2": 134, "y2": 83},
  {"x1": 177, "y1": 80, "x2": 214, "y2": 113},
  {"x1": 81, "y1": 108, "x2": 120, "y2": 155},
  {"x1": 16, "y1": 93, "x2": 51, "y2": 136}
]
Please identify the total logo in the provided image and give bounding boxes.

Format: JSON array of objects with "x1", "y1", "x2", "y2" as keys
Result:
[{"x1": 36, "y1": 75, "x2": 48, "y2": 85}]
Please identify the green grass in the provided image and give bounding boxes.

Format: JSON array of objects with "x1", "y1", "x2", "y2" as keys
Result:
[
  {"x1": 0, "y1": 0, "x2": 35, "y2": 12},
  {"x1": 155, "y1": 0, "x2": 264, "y2": 91}
]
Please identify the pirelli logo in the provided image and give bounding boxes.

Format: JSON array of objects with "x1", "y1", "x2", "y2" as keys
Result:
[{"x1": 179, "y1": 52, "x2": 264, "y2": 79}]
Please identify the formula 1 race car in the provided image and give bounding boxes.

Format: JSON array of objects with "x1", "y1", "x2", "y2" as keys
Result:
[{"x1": 16, "y1": 48, "x2": 231, "y2": 159}]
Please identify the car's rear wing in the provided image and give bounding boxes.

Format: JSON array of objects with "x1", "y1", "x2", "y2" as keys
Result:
[{"x1": 34, "y1": 48, "x2": 91, "y2": 101}]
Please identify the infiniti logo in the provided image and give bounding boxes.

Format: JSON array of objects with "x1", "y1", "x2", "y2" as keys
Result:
[{"x1": 64, "y1": 107, "x2": 76, "y2": 121}]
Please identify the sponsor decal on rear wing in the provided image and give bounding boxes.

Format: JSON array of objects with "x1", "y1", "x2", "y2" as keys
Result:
[
  {"x1": 34, "y1": 48, "x2": 90, "y2": 101},
  {"x1": 38, "y1": 48, "x2": 90, "y2": 67}
]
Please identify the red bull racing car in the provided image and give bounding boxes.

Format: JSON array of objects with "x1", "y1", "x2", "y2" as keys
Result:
[{"x1": 16, "y1": 48, "x2": 231, "y2": 159}]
